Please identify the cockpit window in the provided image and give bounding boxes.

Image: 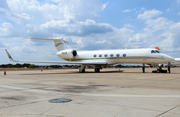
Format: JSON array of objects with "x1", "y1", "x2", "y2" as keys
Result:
[
  {"x1": 151, "y1": 50, "x2": 156, "y2": 53},
  {"x1": 155, "y1": 50, "x2": 160, "y2": 53}
]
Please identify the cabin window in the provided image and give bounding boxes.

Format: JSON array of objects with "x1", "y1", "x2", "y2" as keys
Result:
[
  {"x1": 123, "y1": 54, "x2": 126, "y2": 57},
  {"x1": 94, "y1": 54, "x2": 97, "y2": 57},
  {"x1": 104, "y1": 54, "x2": 108, "y2": 57},
  {"x1": 110, "y1": 54, "x2": 113, "y2": 57},
  {"x1": 99, "y1": 54, "x2": 102, "y2": 57},
  {"x1": 116, "y1": 54, "x2": 120, "y2": 57},
  {"x1": 151, "y1": 50, "x2": 156, "y2": 53}
]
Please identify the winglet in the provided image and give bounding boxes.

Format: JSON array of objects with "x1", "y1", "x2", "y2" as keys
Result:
[{"x1": 5, "y1": 49, "x2": 18, "y2": 62}]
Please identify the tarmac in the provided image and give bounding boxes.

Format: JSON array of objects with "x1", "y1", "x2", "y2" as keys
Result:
[{"x1": 0, "y1": 68, "x2": 180, "y2": 117}]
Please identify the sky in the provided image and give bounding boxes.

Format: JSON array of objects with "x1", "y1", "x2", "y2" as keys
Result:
[{"x1": 0, "y1": 0, "x2": 180, "y2": 64}]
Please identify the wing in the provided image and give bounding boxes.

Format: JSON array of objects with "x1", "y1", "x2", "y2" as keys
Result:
[{"x1": 5, "y1": 49, "x2": 107, "y2": 65}]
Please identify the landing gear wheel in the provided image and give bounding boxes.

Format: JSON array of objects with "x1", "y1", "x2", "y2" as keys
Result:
[
  {"x1": 82, "y1": 69, "x2": 85, "y2": 73},
  {"x1": 79, "y1": 69, "x2": 85, "y2": 73},
  {"x1": 95, "y1": 68, "x2": 100, "y2": 72}
]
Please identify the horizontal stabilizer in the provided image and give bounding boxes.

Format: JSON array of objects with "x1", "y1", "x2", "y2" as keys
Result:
[
  {"x1": 30, "y1": 38, "x2": 68, "y2": 52},
  {"x1": 30, "y1": 38, "x2": 68, "y2": 43}
]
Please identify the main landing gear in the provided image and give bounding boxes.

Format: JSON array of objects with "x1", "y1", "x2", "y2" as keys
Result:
[
  {"x1": 94, "y1": 66, "x2": 102, "y2": 73},
  {"x1": 142, "y1": 64, "x2": 145, "y2": 73},
  {"x1": 79, "y1": 65, "x2": 85, "y2": 73},
  {"x1": 94, "y1": 68, "x2": 100, "y2": 72},
  {"x1": 79, "y1": 65, "x2": 102, "y2": 73}
]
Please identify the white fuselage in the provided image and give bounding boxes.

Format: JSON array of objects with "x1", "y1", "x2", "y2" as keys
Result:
[{"x1": 57, "y1": 48, "x2": 174, "y2": 65}]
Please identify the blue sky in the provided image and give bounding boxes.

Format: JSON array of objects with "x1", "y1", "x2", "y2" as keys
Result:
[{"x1": 0, "y1": 0, "x2": 180, "y2": 64}]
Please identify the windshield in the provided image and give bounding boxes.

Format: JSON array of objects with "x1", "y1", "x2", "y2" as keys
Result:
[
  {"x1": 151, "y1": 50, "x2": 156, "y2": 53},
  {"x1": 155, "y1": 50, "x2": 160, "y2": 53},
  {"x1": 151, "y1": 50, "x2": 161, "y2": 53}
]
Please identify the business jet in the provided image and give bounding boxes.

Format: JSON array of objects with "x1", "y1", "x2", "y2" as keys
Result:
[{"x1": 5, "y1": 38, "x2": 175, "y2": 73}]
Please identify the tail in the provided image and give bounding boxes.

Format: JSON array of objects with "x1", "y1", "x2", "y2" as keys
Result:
[{"x1": 30, "y1": 38, "x2": 68, "y2": 52}]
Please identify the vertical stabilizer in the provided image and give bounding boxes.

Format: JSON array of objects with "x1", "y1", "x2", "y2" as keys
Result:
[{"x1": 30, "y1": 38, "x2": 68, "y2": 52}]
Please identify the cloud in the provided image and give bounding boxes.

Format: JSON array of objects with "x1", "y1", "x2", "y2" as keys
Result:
[
  {"x1": 39, "y1": 19, "x2": 113, "y2": 37},
  {"x1": 122, "y1": 9, "x2": 136, "y2": 13},
  {"x1": 2, "y1": 0, "x2": 108, "y2": 38},
  {"x1": 144, "y1": 17, "x2": 173, "y2": 32},
  {"x1": 6, "y1": 0, "x2": 107, "y2": 23},
  {"x1": 1, "y1": 0, "x2": 180, "y2": 63},
  {"x1": 12, "y1": 13, "x2": 31, "y2": 23},
  {"x1": 0, "y1": 0, "x2": 9, "y2": 9},
  {"x1": 0, "y1": 41, "x2": 5, "y2": 48},
  {"x1": 178, "y1": 12, "x2": 180, "y2": 15},
  {"x1": 122, "y1": 9, "x2": 131, "y2": 12},
  {"x1": 137, "y1": 9, "x2": 162, "y2": 20},
  {"x1": 0, "y1": 0, "x2": 110, "y2": 62},
  {"x1": 124, "y1": 24, "x2": 134, "y2": 28},
  {"x1": 0, "y1": 22, "x2": 23, "y2": 38},
  {"x1": 2, "y1": 22, "x2": 13, "y2": 28},
  {"x1": 136, "y1": 13, "x2": 180, "y2": 54},
  {"x1": 140, "y1": 7, "x2": 146, "y2": 12}
]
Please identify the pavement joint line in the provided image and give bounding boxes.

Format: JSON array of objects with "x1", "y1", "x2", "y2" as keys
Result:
[
  {"x1": 134, "y1": 75, "x2": 162, "y2": 79},
  {"x1": 1, "y1": 84, "x2": 180, "y2": 98},
  {"x1": 0, "y1": 99, "x2": 47, "y2": 109},
  {"x1": 155, "y1": 104, "x2": 180, "y2": 117}
]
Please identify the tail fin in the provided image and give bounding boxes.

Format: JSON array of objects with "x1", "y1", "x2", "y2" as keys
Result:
[{"x1": 30, "y1": 38, "x2": 68, "y2": 52}]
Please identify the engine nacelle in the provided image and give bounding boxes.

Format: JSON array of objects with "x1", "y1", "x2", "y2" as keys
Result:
[
  {"x1": 58, "y1": 49, "x2": 77, "y2": 59},
  {"x1": 71, "y1": 50, "x2": 77, "y2": 57}
]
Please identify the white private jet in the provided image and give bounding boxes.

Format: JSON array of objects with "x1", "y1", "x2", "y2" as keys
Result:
[{"x1": 5, "y1": 38, "x2": 176, "y2": 73}]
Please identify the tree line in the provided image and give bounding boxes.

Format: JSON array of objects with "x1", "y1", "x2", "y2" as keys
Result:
[
  {"x1": 0, "y1": 63, "x2": 148, "y2": 69},
  {"x1": 0, "y1": 63, "x2": 39, "y2": 68},
  {"x1": 0, "y1": 63, "x2": 79, "y2": 69}
]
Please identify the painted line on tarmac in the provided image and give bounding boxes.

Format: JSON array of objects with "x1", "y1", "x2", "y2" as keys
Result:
[
  {"x1": 0, "y1": 84, "x2": 53, "y2": 93},
  {"x1": 77, "y1": 93, "x2": 180, "y2": 97},
  {"x1": 0, "y1": 84, "x2": 180, "y2": 98},
  {"x1": 134, "y1": 75, "x2": 162, "y2": 79}
]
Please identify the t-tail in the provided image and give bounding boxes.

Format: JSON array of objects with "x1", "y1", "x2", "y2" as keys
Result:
[{"x1": 30, "y1": 38, "x2": 68, "y2": 52}]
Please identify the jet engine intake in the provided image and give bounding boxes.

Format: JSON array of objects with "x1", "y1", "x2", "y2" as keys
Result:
[{"x1": 72, "y1": 50, "x2": 77, "y2": 57}]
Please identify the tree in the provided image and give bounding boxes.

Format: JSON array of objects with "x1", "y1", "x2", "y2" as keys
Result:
[
  {"x1": 7, "y1": 64, "x2": 13, "y2": 68},
  {"x1": 29, "y1": 64, "x2": 36, "y2": 68},
  {"x1": 15, "y1": 63, "x2": 21, "y2": 68},
  {"x1": 22, "y1": 63, "x2": 31, "y2": 68}
]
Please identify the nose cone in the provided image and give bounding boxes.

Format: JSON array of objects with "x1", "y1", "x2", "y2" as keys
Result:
[{"x1": 161, "y1": 54, "x2": 175, "y2": 61}]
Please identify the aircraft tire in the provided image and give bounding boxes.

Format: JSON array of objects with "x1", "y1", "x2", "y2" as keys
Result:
[
  {"x1": 82, "y1": 69, "x2": 85, "y2": 73},
  {"x1": 79, "y1": 69, "x2": 85, "y2": 73},
  {"x1": 95, "y1": 68, "x2": 100, "y2": 72}
]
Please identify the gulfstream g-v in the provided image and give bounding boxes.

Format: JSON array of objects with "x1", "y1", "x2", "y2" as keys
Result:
[{"x1": 5, "y1": 38, "x2": 175, "y2": 73}]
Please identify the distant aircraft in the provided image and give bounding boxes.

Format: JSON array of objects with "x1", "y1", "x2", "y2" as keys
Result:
[{"x1": 5, "y1": 38, "x2": 176, "y2": 73}]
